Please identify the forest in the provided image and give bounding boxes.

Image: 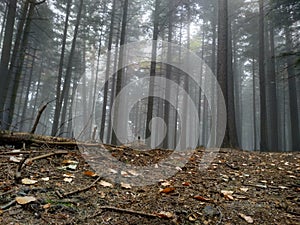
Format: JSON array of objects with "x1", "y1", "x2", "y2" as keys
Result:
[
  {"x1": 0, "y1": 0, "x2": 299, "y2": 152},
  {"x1": 0, "y1": 1, "x2": 300, "y2": 224}
]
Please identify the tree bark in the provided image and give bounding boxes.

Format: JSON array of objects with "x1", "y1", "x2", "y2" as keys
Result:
[
  {"x1": 259, "y1": 0, "x2": 268, "y2": 151},
  {"x1": 51, "y1": 0, "x2": 72, "y2": 136},
  {"x1": 59, "y1": 0, "x2": 84, "y2": 137},
  {"x1": 111, "y1": 0, "x2": 129, "y2": 145},
  {"x1": 0, "y1": 0, "x2": 17, "y2": 127}
]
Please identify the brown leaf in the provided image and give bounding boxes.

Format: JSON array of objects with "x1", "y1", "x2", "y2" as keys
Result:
[
  {"x1": 16, "y1": 196, "x2": 37, "y2": 205},
  {"x1": 182, "y1": 182, "x2": 191, "y2": 186},
  {"x1": 83, "y1": 171, "x2": 97, "y2": 177},
  {"x1": 159, "y1": 187, "x2": 175, "y2": 194},
  {"x1": 239, "y1": 213, "x2": 254, "y2": 223},
  {"x1": 157, "y1": 211, "x2": 174, "y2": 219},
  {"x1": 194, "y1": 195, "x2": 211, "y2": 202}
]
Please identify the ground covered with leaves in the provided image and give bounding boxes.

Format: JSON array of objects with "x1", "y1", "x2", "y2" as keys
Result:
[{"x1": 0, "y1": 144, "x2": 299, "y2": 225}]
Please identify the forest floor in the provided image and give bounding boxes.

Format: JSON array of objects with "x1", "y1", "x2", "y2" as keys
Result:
[{"x1": 0, "y1": 143, "x2": 299, "y2": 225}]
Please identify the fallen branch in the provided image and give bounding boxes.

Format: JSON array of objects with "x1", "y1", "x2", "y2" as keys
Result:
[
  {"x1": 0, "y1": 131, "x2": 110, "y2": 149},
  {"x1": 92, "y1": 206, "x2": 159, "y2": 219},
  {"x1": 0, "y1": 199, "x2": 16, "y2": 210},
  {"x1": 25, "y1": 150, "x2": 69, "y2": 165},
  {"x1": 61, "y1": 176, "x2": 101, "y2": 198}
]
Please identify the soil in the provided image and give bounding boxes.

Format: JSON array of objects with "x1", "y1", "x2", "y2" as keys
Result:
[{"x1": 0, "y1": 144, "x2": 299, "y2": 225}]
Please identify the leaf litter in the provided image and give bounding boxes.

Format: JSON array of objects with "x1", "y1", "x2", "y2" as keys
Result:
[{"x1": 0, "y1": 146, "x2": 299, "y2": 224}]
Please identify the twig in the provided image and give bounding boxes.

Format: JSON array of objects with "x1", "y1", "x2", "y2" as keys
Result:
[
  {"x1": 15, "y1": 154, "x2": 30, "y2": 184},
  {"x1": 25, "y1": 150, "x2": 69, "y2": 165},
  {"x1": 96, "y1": 206, "x2": 159, "y2": 219},
  {"x1": 62, "y1": 176, "x2": 101, "y2": 198},
  {"x1": 225, "y1": 162, "x2": 239, "y2": 170},
  {"x1": 216, "y1": 206, "x2": 223, "y2": 225},
  {"x1": 0, "y1": 189, "x2": 15, "y2": 196},
  {"x1": 30, "y1": 100, "x2": 54, "y2": 134},
  {"x1": 0, "y1": 199, "x2": 16, "y2": 210}
]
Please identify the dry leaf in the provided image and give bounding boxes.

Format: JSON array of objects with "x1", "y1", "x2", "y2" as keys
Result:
[
  {"x1": 121, "y1": 182, "x2": 132, "y2": 189},
  {"x1": 83, "y1": 171, "x2": 97, "y2": 177},
  {"x1": 43, "y1": 203, "x2": 51, "y2": 209},
  {"x1": 41, "y1": 177, "x2": 50, "y2": 181},
  {"x1": 62, "y1": 160, "x2": 78, "y2": 164},
  {"x1": 10, "y1": 156, "x2": 22, "y2": 163},
  {"x1": 63, "y1": 173, "x2": 75, "y2": 178},
  {"x1": 188, "y1": 214, "x2": 198, "y2": 221},
  {"x1": 161, "y1": 181, "x2": 171, "y2": 187},
  {"x1": 99, "y1": 180, "x2": 113, "y2": 188},
  {"x1": 157, "y1": 211, "x2": 174, "y2": 219},
  {"x1": 22, "y1": 178, "x2": 38, "y2": 185},
  {"x1": 221, "y1": 190, "x2": 234, "y2": 200},
  {"x1": 98, "y1": 191, "x2": 106, "y2": 198},
  {"x1": 63, "y1": 178, "x2": 73, "y2": 183},
  {"x1": 182, "y1": 182, "x2": 191, "y2": 186},
  {"x1": 221, "y1": 190, "x2": 234, "y2": 195},
  {"x1": 15, "y1": 196, "x2": 37, "y2": 205},
  {"x1": 240, "y1": 187, "x2": 249, "y2": 192},
  {"x1": 239, "y1": 213, "x2": 254, "y2": 223},
  {"x1": 194, "y1": 195, "x2": 211, "y2": 202},
  {"x1": 159, "y1": 187, "x2": 175, "y2": 194}
]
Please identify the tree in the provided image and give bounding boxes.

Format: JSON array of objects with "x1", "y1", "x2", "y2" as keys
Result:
[
  {"x1": 51, "y1": 0, "x2": 72, "y2": 136},
  {"x1": 111, "y1": 0, "x2": 129, "y2": 145},
  {"x1": 0, "y1": 0, "x2": 17, "y2": 128},
  {"x1": 217, "y1": 0, "x2": 238, "y2": 148},
  {"x1": 258, "y1": 0, "x2": 268, "y2": 151}
]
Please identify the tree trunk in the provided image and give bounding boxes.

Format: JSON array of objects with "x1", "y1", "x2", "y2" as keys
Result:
[
  {"x1": 0, "y1": 0, "x2": 17, "y2": 127},
  {"x1": 145, "y1": 0, "x2": 160, "y2": 147},
  {"x1": 51, "y1": 0, "x2": 72, "y2": 136},
  {"x1": 6, "y1": 0, "x2": 35, "y2": 130},
  {"x1": 285, "y1": 26, "x2": 300, "y2": 151},
  {"x1": 163, "y1": 0, "x2": 173, "y2": 149},
  {"x1": 227, "y1": 7, "x2": 238, "y2": 148},
  {"x1": 258, "y1": 0, "x2": 268, "y2": 151},
  {"x1": 59, "y1": 0, "x2": 83, "y2": 137},
  {"x1": 111, "y1": 0, "x2": 129, "y2": 145},
  {"x1": 266, "y1": 20, "x2": 278, "y2": 151},
  {"x1": 217, "y1": 0, "x2": 229, "y2": 148},
  {"x1": 100, "y1": 0, "x2": 117, "y2": 142}
]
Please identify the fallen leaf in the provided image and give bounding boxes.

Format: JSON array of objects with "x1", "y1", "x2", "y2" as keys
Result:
[
  {"x1": 182, "y1": 182, "x2": 191, "y2": 186},
  {"x1": 221, "y1": 190, "x2": 234, "y2": 200},
  {"x1": 22, "y1": 178, "x2": 38, "y2": 185},
  {"x1": 159, "y1": 187, "x2": 175, "y2": 194},
  {"x1": 16, "y1": 196, "x2": 37, "y2": 205},
  {"x1": 62, "y1": 160, "x2": 78, "y2": 164},
  {"x1": 83, "y1": 171, "x2": 97, "y2": 177},
  {"x1": 121, "y1": 182, "x2": 132, "y2": 189},
  {"x1": 221, "y1": 190, "x2": 234, "y2": 195},
  {"x1": 157, "y1": 211, "x2": 174, "y2": 219},
  {"x1": 99, "y1": 180, "x2": 113, "y2": 188},
  {"x1": 43, "y1": 203, "x2": 51, "y2": 209},
  {"x1": 161, "y1": 181, "x2": 171, "y2": 187},
  {"x1": 63, "y1": 178, "x2": 73, "y2": 183},
  {"x1": 63, "y1": 173, "x2": 75, "y2": 178},
  {"x1": 127, "y1": 170, "x2": 139, "y2": 176},
  {"x1": 188, "y1": 213, "x2": 198, "y2": 221},
  {"x1": 240, "y1": 187, "x2": 249, "y2": 192},
  {"x1": 98, "y1": 191, "x2": 106, "y2": 198},
  {"x1": 239, "y1": 213, "x2": 254, "y2": 223},
  {"x1": 194, "y1": 195, "x2": 211, "y2": 202},
  {"x1": 10, "y1": 156, "x2": 22, "y2": 163}
]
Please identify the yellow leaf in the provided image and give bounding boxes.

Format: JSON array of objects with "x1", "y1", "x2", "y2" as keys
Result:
[{"x1": 16, "y1": 196, "x2": 37, "y2": 205}]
